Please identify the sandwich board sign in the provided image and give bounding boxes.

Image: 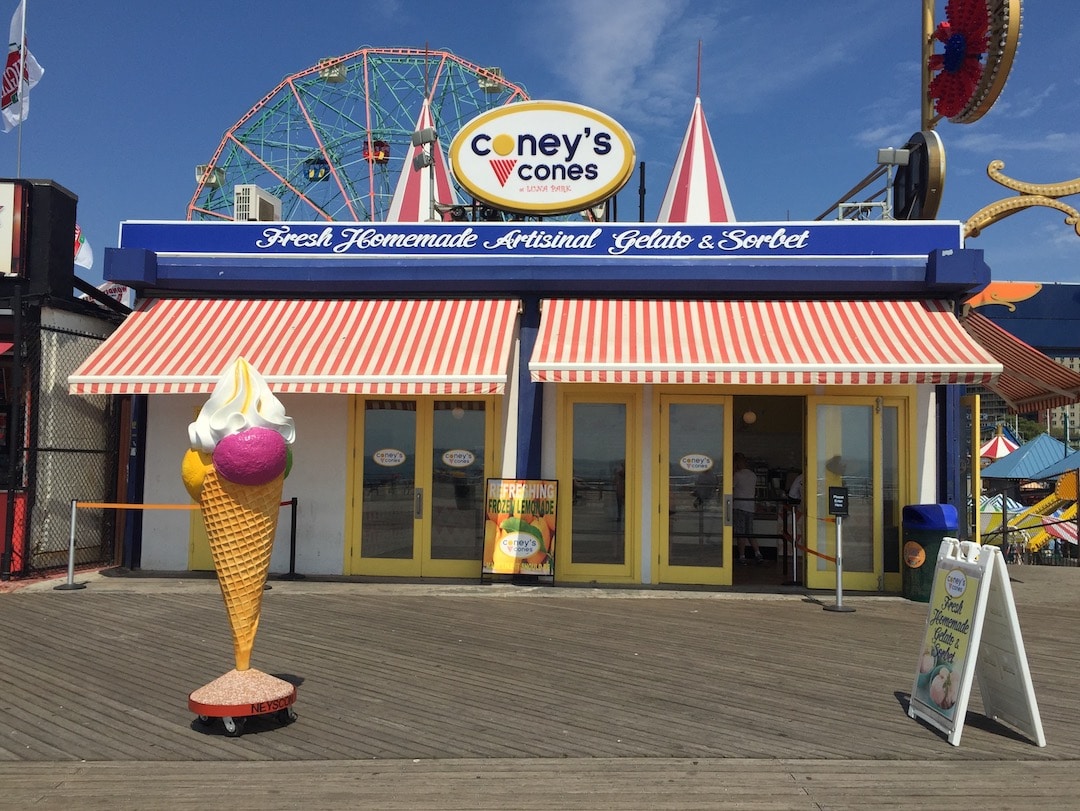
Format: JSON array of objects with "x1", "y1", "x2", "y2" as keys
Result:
[{"x1": 908, "y1": 538, "x2": 1045, "y2": 747}]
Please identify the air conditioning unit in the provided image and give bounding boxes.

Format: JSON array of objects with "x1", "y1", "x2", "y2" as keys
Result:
[{"x1": 233, "y1": 185, "x2": 282, "y2": 222}]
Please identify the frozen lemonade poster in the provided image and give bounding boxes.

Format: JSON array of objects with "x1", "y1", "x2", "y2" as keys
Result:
[
  {"x1": 914, "y1": 565, "x2": 978, "y2": 719},
  {"x1": 484, "y1": 479, "x2": 557, "y2": 575}
]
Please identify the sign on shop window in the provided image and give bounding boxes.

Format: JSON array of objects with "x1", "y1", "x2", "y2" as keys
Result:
[
  {"x1": 908, "y1": 539, "x2": 1044, "y2": 747},
  {"x1": 484, "y1": 479, "x2": 558, "y2": 577}
]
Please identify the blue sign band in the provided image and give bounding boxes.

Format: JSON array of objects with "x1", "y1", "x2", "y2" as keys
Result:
[{"x1": 120, "y1": 221, "x2": 963, "y2": 260}]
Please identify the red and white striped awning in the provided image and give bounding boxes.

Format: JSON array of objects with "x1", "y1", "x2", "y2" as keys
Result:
[
  {"x1": 961, "y1": 309, "x2": 1080, "y2": 412},
  {"x1": 656, "y1": 96, "x2": 735, "y2": 223},
  {"x1": 69, "y1": 298, "x2": 518, "y2": 395},
  {"x1": 529, "y1": 299, "x2": 1000, "y2": 385}
]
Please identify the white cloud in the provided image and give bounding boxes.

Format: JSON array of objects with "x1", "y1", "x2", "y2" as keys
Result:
[
  {"x1": 951, "y1": 129, "x2": 1080, "y2": 155},
  {"x1": 535, "y1": 0, "x2": 692, "y2": 110}
]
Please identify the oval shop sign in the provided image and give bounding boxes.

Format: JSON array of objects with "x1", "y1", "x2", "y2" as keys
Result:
[
  {"x1": 372, "y1": 448, "x2": 406, "y2": 467},
  {"x1": 679, "y1": 454, "x2": 714, "y2": 473},
  {"x1": 448, "y1": 100, "x2": 636, "y2": 216}
]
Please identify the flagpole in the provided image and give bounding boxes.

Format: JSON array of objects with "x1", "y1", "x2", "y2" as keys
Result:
[
  {"x1": 15, "y1": 0, "x2": 26, "y2": 177},
  {"x1": 696, "y1": 40, "x2": 701, "y2": 97}
]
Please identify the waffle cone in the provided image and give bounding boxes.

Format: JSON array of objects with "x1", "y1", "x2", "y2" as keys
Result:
[{"x1": 200, "y1": 467, "x2": 284, "y2": 671}]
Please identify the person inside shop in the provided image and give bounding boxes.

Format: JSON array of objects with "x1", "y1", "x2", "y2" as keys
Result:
[{"x1": 733, "y1": 452, "x2": 764, "y2": 565}]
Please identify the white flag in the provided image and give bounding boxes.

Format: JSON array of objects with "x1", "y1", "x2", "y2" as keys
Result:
[
  {"x1": 80, "y1": 281, "x2": 133, "y2": 310},
  {"x1": 73, "y1": 224, "x2": 93, "y2": 269},
  {"x1": 2, "y1": 1, "x2": 43, "y2": 133}
]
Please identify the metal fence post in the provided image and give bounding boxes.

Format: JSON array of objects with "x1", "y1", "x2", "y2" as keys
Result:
[{"x1": 54, "y1": 499, "x2": 87, "y2": 591}]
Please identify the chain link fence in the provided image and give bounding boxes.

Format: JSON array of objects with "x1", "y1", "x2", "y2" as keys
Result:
[{"x1": 15, "y1": 316, "x2": 122, "y2": 574}]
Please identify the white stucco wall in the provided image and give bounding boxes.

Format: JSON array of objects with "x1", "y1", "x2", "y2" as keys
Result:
[
  {"x1": 139, "y1": 394, "x2": 350, "y2": 575},
  {"x1": 915, "y1": 387, "x2": 938, "y2": 504}
]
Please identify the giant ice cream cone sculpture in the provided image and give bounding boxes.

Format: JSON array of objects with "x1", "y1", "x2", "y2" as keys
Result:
[
  {"x1": 182, "y1": 357, "x2": 295, "y2": 671},
  {"x1": 199, "y1": 467, "x2": 283, "y2": 669}
]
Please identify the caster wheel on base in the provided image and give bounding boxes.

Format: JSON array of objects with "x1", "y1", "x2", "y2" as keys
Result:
[{"x1": 222, "y1": 716, "x2": 247, "y2": 737}]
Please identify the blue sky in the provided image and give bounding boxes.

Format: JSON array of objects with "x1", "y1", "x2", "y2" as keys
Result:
[{"x1": 3, "y1": 0, "x2": 1078, "y2": 288}]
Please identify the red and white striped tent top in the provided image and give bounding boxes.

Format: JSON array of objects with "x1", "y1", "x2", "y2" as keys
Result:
[
  {"x1": 657, "y1": 96, "x2": 735, "y2": 223},
  {"x1": 980, "y1": 430, "x2": 1020, "y2": 460},
  {"x1": 385, "y1": 99, "x2": 458, "y2": 222}
]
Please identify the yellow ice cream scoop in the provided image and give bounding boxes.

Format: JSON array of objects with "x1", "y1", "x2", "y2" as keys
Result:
[{"x1": 181, "y1": 448, "x2": 214, "y2": 501}]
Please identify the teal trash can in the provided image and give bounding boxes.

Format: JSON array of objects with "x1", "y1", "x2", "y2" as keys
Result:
[{"x1": 901, "y1": 504, "x2": 958, "y2": 602}]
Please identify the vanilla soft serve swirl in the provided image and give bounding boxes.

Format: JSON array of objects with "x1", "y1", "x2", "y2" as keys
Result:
[{"x1": 188, "y1": 357, "x2": 295, "y2": 453}]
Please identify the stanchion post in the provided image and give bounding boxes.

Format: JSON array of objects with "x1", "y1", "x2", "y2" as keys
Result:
[
  {"x1": 824, "y1": 487, "x2": 853, "y2": 613},
  {"x1": 279, "y1": 497, "x2": 304, "y2": 581},
  {"x1": 822, "y1": 515, "x2": 854, "y2": 612},
  {"x1": 782, "y1": 503, "x2": 799, "y2": 587},
  {"x1": 55, "y1": 499, "x2": 87, "y2": 591}
]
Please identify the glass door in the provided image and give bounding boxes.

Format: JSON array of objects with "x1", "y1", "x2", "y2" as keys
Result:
[
  {"x1": 658, "y1": 395, "x2": 732, "y2": 585},
  {"x1": 556, "y1": 390, "x2": 639, "y2": 583},
  {"x1": 358, "y1": 400, "x2": 418, "y2": 571},
  {"x1": 350, "y1": 398, "x2": 492, "y2": 577},
  {"x1": 428, "y1": 402, "x2": 487, "y2": 566},
  {"x1": 805, "y1": 396, "x2": 905, "y2": 592}
]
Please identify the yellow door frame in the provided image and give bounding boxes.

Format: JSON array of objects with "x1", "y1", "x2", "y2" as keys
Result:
[
  {"x1": 554, "y1": 385, "x2": 641, "y2": 584},
  {"x1": 805, "y1": 391, "x2": 912, "y2": 592},
  {"x1": 655, "y1": 392, "x2": 733, "y2": 585},
  {"x1": 961, "y1": 393, "x2": 981, "y2": 545},
  {"x1": 345, "y1": 395, "x2": 499, "y2": 577}
]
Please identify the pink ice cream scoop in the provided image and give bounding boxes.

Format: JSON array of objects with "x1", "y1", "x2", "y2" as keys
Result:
[{"x1": 212, "y1": 427, "x2": 288, "y2": 485}]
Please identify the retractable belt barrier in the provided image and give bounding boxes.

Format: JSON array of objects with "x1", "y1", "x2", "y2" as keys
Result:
[
  {"x1": 779, "y1": 508, "x2": 839, "y2": 565},
  {"x1": 58, "y1": 497, "x2": 302, "y2": 591},
  {"x1": 798, "y1": 516, "x2": 839, "y2": 564}
]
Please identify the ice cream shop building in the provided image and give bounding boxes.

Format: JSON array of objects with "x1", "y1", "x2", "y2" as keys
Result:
[{"x1": 68, "y1": 98, "x2": 1074, "y2": 594}]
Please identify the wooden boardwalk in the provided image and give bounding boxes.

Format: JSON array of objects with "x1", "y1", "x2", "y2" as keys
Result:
[{"x1": 0, "y1": 565, "x2": 1077, "y2": 809}]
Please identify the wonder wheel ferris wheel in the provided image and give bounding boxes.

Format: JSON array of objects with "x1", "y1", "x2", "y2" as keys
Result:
[{"x1": 187, "y1": 47, "x2": 529, "y2": 223}]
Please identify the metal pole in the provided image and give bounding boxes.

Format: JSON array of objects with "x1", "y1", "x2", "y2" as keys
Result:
[
  {"x1": 1002, "y1": 496, "x2": 1009, "y2": 561},
  {"x1": 921, "y1": 0, "x2": 935, "y2": 130},
  {"x1": 638, "y1": 161, "x2": 646, "y2": 222},
  {"x1": 14, "y1": 0, "x2": 27, "y2": 177},
  {"x1": 279, "y1": 496, "x2": 304, "y2": 580},
  {"x1": 426, "y1": 142, "x2": 437, "y2": 222},
  {"x1": 824, "y1": 515, "x2": 854, "y2": 613},
  {"x1": 790, "y1": 507, "x2": 798, "y2": 584},
  {"x1": 885, "y1": 165, "x2": 894, "y2": 219},
  {"x1": 782, "y1": 504, "x2": 799, "y2": 586},
  {"x1": 1, "y1": 284, "x2": 20, "y2": 580},
  {"x1": 54, "y1": 499, "x2": 86, "y2": 590}
]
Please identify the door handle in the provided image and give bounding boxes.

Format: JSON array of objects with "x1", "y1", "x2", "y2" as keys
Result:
[
  {"x1": 414, "y1": 487, "x2": 424, "y2": 519},
  {"x1": 723, "y1": 494, "x2": 733, "y2": 526}
]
